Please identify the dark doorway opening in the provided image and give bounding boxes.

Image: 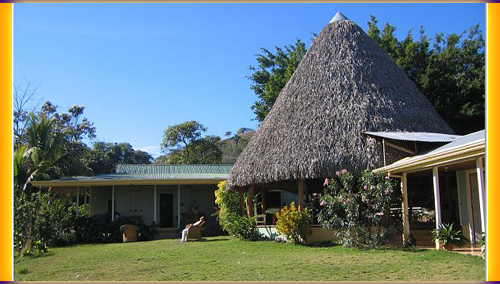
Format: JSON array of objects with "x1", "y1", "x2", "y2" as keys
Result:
[{"x1": 160, "y1": 193, "x2": 174, "y2": 227}]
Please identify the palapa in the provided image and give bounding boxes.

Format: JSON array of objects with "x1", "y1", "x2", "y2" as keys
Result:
[{"x1": 228, "y1": 13, "x2": 452, "y2": 189}]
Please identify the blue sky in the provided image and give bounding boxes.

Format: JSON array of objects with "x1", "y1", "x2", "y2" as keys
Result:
[{"x1": 14, "y1": 3, "x2": 485, "y2": 158}]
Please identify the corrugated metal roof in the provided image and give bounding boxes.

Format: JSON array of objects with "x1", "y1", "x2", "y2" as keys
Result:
[
  {"x1": 364, "y1": 131, "x2": 460, "y2": 142},
  {"x1": 116, "y1": 164, "x2": 233, "y2": 175},
  {"x1": 423, "y1": 130, "x2": 484, "y2": 155},
  {"x1": 40, "y1": 164, "x2": 232, "y2": 183}
]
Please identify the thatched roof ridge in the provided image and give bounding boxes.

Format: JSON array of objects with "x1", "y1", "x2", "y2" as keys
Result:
[{"x1": 228, "y1": 18, "x2": 453, "y2": 188}]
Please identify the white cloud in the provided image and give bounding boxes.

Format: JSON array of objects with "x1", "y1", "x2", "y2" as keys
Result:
[{"x1": 137, "y1": 146, "x2": 161, "y2": 158}]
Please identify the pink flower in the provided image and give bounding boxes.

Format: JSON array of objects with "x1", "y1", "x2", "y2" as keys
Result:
[
  {"x1": 341, "y1": 169, "x2": 347, "y2": 174},
  {"x1": 363, "y1": 185, "x2": 368, "y2": 190},
  {"x1": 335, "y1": 171, "x2": 340, "y2": 176},
  {"x1": 323, "y1": 178, "x2": 330, "y2": 186},
  {"x1": 312, "y1": 193, "x2": 318, "y2": 197},
  {"x1": 375, "y1": 212, "x2": 384, "y2": 216},
  {"x1": 319, "y1": 200, "x2": 325, "y2": 206},
  {"x1": 384, "y1": 189, "x2": 390, "y2": 195}
]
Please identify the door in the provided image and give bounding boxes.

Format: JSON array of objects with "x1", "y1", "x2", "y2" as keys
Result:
[
  {"x1": 160, "y1": 193, "x2": 174, "y2": 227},
  {"x1": 468, "y1": 172, "x2": 483, "y2": 243}
]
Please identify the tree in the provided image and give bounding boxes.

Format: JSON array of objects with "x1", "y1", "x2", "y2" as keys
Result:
[
  {"x1": 159, "y1": 121, "x2": 222, "y2": 164},
  {"x1": 248, "y1": 18, "x2": 485, "y2": 135},
  {"x1": 248, "y1": 39, "x2": 307, "y2": 122},
  {"x1": 366, "y1": 16, "x2": 484, "y2": 134},
  {"x1": 86, "y1": 142, "x2": 153, "y2": 174}
]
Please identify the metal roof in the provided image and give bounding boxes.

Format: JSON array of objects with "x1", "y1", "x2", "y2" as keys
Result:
[
  {"x1": 364, "y1": 131, "x2": 460, "y2": 142},
  {"x1": 329, "y1": 11, "x2": 349, "y2": 23},
  {"x1": 32, "y1": 164, "x2": 233, "y2": 186},
  {"x1": 422, "y1": 130, "x2": 484, "y2": 155},
  {"x1": 374, "y1": 130, "x2": 485, "y2": 173}
]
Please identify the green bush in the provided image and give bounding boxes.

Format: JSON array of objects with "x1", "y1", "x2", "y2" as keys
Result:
[
  {"x1": 315, "y1": 170, "x2": 401, "y2": 248},
  {"x1": 432, "y1": 223, "x2": 466, "y2": 248},
  {"x1": 214, "y1": 181, "x2": 259, "y2": 241},
  {"x1": 275, "y1": 202, "x2": 312, "y2": 244}
]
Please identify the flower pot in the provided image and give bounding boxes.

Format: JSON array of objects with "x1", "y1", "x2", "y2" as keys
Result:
[{"x1": 442, "y1": 243, "x2": 455, "y2": 251}]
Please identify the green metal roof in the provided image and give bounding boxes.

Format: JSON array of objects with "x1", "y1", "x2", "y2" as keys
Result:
[{"x1": 31, "y1": 164, "x2": 233, "y2": 187}]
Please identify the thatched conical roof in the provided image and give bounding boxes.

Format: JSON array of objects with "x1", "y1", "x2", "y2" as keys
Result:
[{"x1": 228, "y1": 14, "x2": 453, "y2": 188}]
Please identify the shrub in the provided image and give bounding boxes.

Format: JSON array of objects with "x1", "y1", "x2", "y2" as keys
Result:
[
  {"x1": 214, "y1": 181, "x2": 259, "y2": 240},
  {"x1": 275, "y1": 202, "x2": 312, "y2": 244},
  {"x1": 315, "y1": 170, "x2": 401, "y2": 248},
  {"x1": 432, "y1": 223, "x2": 466, "y2": 248}
]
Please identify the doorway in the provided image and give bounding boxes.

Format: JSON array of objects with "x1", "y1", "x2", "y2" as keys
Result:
[
  {"x1": 467, "y1": 172, "x2": 483, "y2": 243},
  {"x1": 160, "y1": 193, "x2": 174, "y2": 227}
]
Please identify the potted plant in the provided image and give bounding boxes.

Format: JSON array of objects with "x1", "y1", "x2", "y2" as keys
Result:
[
  {"x1": 480, "y1": 233, "x2": 485, "y2": 259},
  {"x1": 432, "y1": 223, "x2": 466, "y2": 251}
]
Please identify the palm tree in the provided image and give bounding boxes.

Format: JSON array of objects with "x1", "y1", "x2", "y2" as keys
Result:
[{"x1": 15, "y1": 113, "x2": 66, "y2": 192}]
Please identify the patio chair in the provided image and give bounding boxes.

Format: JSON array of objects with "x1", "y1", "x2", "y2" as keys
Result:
[
  {"x1": 185, "y1": 222, "x2": 204, "y2": 241},
  {"x1": 255, "y1": 214, "x2": 266, "y2": 226},
  {"x1": 120, "y1": 224, "x2": 139, "y2": 243}
]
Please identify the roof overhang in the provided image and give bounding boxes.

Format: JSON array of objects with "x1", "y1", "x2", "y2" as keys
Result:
[
  {"x1": 31, "y1": 178, "x2": 225, "y2": 188},
  {"x1": 364, "y1": 131, "x2": 460, "y2": 142},
  {"x1": 374, "y1": 139, "x2": 485, "y2": 174}
]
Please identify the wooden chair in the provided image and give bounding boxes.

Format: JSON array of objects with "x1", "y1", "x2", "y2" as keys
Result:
[
  {"x1": 120, "y1": 224, "x2": 139, "y2": 243},
  {"x1": 185, "y1": 222, "x2": 204, "y2": 241},
  {"x1": 255, "y1": 214, "x2": 267, "y2": 226}
]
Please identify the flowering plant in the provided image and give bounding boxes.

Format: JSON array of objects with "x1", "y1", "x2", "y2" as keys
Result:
[
  {"x1": 314, "y1": 170, "x2": 401, "y2": 247},
  {"x1": 275, "y1": 202, "x2": 312, "y2": 244}
]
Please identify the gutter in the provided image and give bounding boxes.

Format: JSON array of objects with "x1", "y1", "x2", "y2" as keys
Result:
[{"x1": 31, "y1": 178, "x2": 226, "y2": 188}]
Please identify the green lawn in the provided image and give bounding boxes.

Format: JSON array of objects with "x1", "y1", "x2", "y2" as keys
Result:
[{"x1": 15, "y1": 236, "x2": 485, "y2": 281}]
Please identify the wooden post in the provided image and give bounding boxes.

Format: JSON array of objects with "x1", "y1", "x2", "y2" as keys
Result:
[
  {"x1": 178, "y1": 184, "x2": 181, "y2": 228},
  {"x1": 84, "y1": 187, "x2": 87, "y2": 204},
  {"x1": 476, "y1": 157, "x2": 486, "y2": 233},
  {"x1": 298, "y1": 179, "x2": 305, "y2": 210},
  {"x1": 154, "y1": 184, "x2": 157, "y2": 224},
  {"x1": 382, "y1": 138, "x2": 387, "y2": 167},
  {"x1": 401, "y1": 173, "x2": 410, "y2": 245},
  {"x1": 246, "y1": 185, "x2": 254, "y2": 218},
  {"x1": 89, "y1": 187, "x2": 92, "y2": 217},
  {"x1": 261, "y1": 188, "x2": 266, "y2": 213},
  {"x1": 239, "y1": 189, "x2": 244, "y2": 212},
  {"x1": 76, "y1": 186, "x2": 80, "y2": 216},
  {"x1": 111, "y1": 185, "x2": 115, "y2": 222},
  {"x1": 432, "y1": 167, "x2": 442, "y2": 249}
]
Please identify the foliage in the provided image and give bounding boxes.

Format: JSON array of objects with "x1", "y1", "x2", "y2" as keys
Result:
[
  {"x1": 86, "y1": 142, "x2": 152, "y2": 174},
  {"x1": 315, "y1": 170, "x2": 401, "y2": 248},
  {"x1": 158, "y1": 121, "x2": 222, "y2": 164},
  {"x1": 220, "y1": 127, "x2": 255, "y2": 163},
  {"x1": 367, "y1": 16, "x2": 484, "y2": 135},
  {"x1": 214, "y1": 181, "x2": 259, "y2": 241},
  {"x1": 248, "y1": 39, "x2": 307, "y2": 122},
  {"x1": 432, "y1": 223, "x2": 467, "y2": 248},
  {"x1": 248, "y1": 18, "x2": 484, "y2": 135},
  {"x1": 275, "y1": 202, "x2": 312, "y2": 244}
]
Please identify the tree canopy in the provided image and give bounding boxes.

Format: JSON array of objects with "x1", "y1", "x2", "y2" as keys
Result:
[
  {"x1": 158, "y1": 121, "x2": 222, "y2": 164},
  {"x1": 248, "y1": 17, "x2": 485, "y2": 135},
  {"x1": 86, "y1": 142, "x2": 153, "y2": 174}
]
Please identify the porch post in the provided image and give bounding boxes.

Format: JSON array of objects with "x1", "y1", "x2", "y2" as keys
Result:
[
  {"x1": 466, "y1": 173, "x2": 476, "y2": 245},
  {"x1": 89, "y1": 187, "x2": 92, "y2": 217},
  {"x1": 239, "y1": 189, "x2": 244, "y2": 212},
  {"x1": 432, "y1": 167, "x2": 442, "y2": 249},
  {"x1": 401, "y1": 173, "x2": 410, "y2": 244},
  {"x1": 246, "y1": 185, "x2": 254, "y2": 218},
  {"x1": 298, "y1": 179, "x2": 305, "y2": 210},
  {"x1": 154, "y1": 185, "x2": 157, "y2": 224},
  {"x1": 76, "y1": 186, "x2": 80, "y2": 216},
  {"x1": 475, "y1": 158, "x2": 486, "y2": 233},
  {"x1": 177, "y1": 184, "x2": 181, "y2": 228},
  {"x1": 261, "y1": 188, "x2": 266, "y2": 213},
  {"x1": 84, "y1": 187, "x2": 87, "y2": 204},
  {"x1": 111, "y1": 185, "x2": 115, "y2": 222}
]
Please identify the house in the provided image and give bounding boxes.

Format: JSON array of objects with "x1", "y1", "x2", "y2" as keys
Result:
[
  {"x1": 375, "y1": 130, "x2": 485, "y2": 248},
  {"x1": 226, "y1": 11, "x2": 454, "y2": 243},
  {"x1": 31, "y1": 164, "x2": 232, "y2": 230}
]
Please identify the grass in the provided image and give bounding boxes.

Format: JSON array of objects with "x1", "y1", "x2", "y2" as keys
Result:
[{"x1": 14, "y1": 236, "x2": 485, "y2": 281}]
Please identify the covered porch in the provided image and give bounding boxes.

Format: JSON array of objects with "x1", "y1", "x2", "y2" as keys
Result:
[
  {"x1": 376, "y1": 130, "x2": 485, "y2": 249},
  {"x1": 31, "y1": 164, "x2": 232, "y2": 230}
]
